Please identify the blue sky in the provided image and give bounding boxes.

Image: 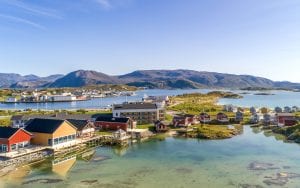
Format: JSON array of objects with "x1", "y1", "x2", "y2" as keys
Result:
[{"x1": 0, "y1": 0, "x2": 299, "y2": 82}]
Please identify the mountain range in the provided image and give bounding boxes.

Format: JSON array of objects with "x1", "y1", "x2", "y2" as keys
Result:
[{"x1": 0, "y1": 70, "x2": 299, "y2": 89}]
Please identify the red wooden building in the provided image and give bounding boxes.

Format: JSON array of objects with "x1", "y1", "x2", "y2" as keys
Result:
[
  {"x1": 200, "y1": 113, "x2": 211, "y2": 123},
  {"x1": 94, "y1": 116, "x2": 134, "y2": 131},
  {"x1": 276, "y1": 113, "x2": 297, "y2": 127},
  {"x1": 0, "y1": 127, "x2": 32, "y2": 153},
  {"x1": 216, "y1": 112, "x2": 229, "y2": 123}
]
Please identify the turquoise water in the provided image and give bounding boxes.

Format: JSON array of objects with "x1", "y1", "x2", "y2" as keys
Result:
[
  {"x1": 219, "y1": 90, "x2": 300, "y2": 108},
  {"x1": 2, "y1": 126, "x2": 300, "y2": 188}
]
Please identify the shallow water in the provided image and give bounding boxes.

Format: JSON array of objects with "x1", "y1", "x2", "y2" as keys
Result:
[{"x1": 2, "y1": 126, "x2": 300, "y2": 188}]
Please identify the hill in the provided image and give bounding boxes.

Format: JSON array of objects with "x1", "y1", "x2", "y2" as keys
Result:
[{"x1": 1, "y1": 69, "x2": 300, "y2": 89}]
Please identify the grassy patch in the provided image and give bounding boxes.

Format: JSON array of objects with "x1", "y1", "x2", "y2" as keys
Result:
[
  {"x1": 186, "y1": 124, "x2": 242, "y2": 139},
  {"x1": 0, "y1": 118, "x2": 11, "y2": 126},
  {"x1": 96, "y1": 131, "x2": 113, "y2": 136}
]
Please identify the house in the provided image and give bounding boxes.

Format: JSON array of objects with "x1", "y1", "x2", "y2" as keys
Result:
[
  {"x1": 113, "y1": 129, "x2": 128, "y2": 141},
  {"x1": 235, "y1": 111, "x2": 244, "y2": 122},
  {"x1": 274, "y1": 107, "x2": 283, "y2": 113},
  {"x1": 216, "y1": 112, "x2": 229, "y2": 123},
  {"x1": 172, "y1": 115, "x2": 197, "y2": 127},
  {"x1": 276, "y1": 113, "x2": 297, "y2": 127},
  {"x1": 25, "y1": 118, "x2": 77, "y2": 149},
  {"x1": 284, "y1": 106, "x2": 292, "y2": 113},
  {"x1": 94, "y1": 116, "x2": 135, "y2": 131},
  {"x1": 223, "y1": 105, "x2": 236, "y2": 112},
  {"x1": 199, "y1": 113, "x2": 211, "y2": 123},
  {"x1": 250, "y1": 113, "x2": 259, "y2": 124},
  {"x1": 292, "y1": 106, "x2": 299, "y2": 112},
  {"x1": 5, "y1": 97, "x2": 17, "y2": 103},
  {"x1": 250, "y1": 107, "x2": 257, "y2": 115},
  {"x1": 154, "y1": 120, "x2": 169, "y2": 132},
  {"x1": 113, "y1": 102, "x2": 165, "y2": 124},
  {"x1": 0, "y1": 127, "x2": 32, "y2": 153},
  {"x1": 263, "y1": 113, "x2": 271, "y2": 125},
  {"x1": 10, "y1": 113, "x2": 101, "y2": 128},
  {"x1": 67, "y1": 119, "x2": 95, "y2": 138}
]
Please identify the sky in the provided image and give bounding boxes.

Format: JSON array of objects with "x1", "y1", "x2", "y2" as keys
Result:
[{"x1": 0, "y1": 0, "x2": 299, "y2": 82}]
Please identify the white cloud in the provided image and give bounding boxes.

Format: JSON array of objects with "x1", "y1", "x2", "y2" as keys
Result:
[
  {"x1": 2, "y1": 0, "x2": 62, "y2": 19},
  {"x1": 0, "y1": 14, "x2": 45, "y2": 30},
  {"x1": 95, "y1": 0, "x2": 112, "y2": 9}
]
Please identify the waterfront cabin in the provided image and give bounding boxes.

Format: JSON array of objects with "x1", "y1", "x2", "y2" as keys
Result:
[
  {"x1": 172, "y1": 114, "x2": 197, "y2": 127},
  {"x1": 250, "y1": 107, "x2": 257, "y2": 115},
  {"x1": 276, "y1": 113, "x2": 297, "y2": 127},
  {"x1": 223, "y1": 105, "x2": 236, "y2": 112},
  {"x1": 292, "y1": 106, "x2": 299, "y2": 112},
  {"x1": 263, "y1": 114, "x2": 272, "y2": 125},
  {"x1": 67, "y1": 119, "x2": 95, "y2": 138},
  {"x1": 10, "y1": 113, "x2": 99, "y2": 128},
  {"x1": 249, "y1": 113, "x2": 259, "y2": 124},
  {"x1": 154, "y1": 120, "x2": 169, "y2": 132},
  {"x1": 94, "y1": 116, "x2": 135, "y2": 131},
  {"x1": 113, "y1": 129, "x2": 128, "y2": 141},
  {"x1": 199, "y1": 113, "x2": 211, "y2": 123},
  {"x1": 0, "y1": 127, "x2": 32, "y2": 153},
  {"x1": 274, "y1": 107, "x2": 283, "y2": 113},
  {"x1": 235, "y1": 111, "x2": 244, "y2": 123},
  {"x1": 216, "y1": 113, "x2": 229, "y2": 124},
  {"x1": 25, "y1": 118, "x2": 77, "y2": 150},
  {"x1": 284, "y1": 106, "x2": 292, "y2": 113}
]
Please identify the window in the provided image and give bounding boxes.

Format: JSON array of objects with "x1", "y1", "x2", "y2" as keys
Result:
[
  {"x1": 54, "y1": 138, "x2": 59, "y2": 145},
  {"x1": 48, "y1": 139, "x2": 53, "y2": 146},
  {"x1": 0, "y1": 144, "x2": 7, "y2": 153},
  {"x1": 11, "y1": 144, "x2": 17, "y2": 151}
]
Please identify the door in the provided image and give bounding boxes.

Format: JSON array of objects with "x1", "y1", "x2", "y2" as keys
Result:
[{"x1": 48, "y1": 139, "x2": 53, "y2": 146}]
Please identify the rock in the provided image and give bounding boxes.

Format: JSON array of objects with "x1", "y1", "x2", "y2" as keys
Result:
[
  {"x1": 238, "y1": 184, "x2": 264, "y2": 188},
  {"x1": 22, "y1": 178, "x2": 63, "y2": 185},
  {"x1": 248, "y1": 162, "x2": 279, "y2": 171},
  {"x1": 81, "y1": 180, "x2": 98, "y2": 185}
]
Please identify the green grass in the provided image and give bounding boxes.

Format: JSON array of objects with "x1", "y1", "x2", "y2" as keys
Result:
[
  {"x1": 136, "y1": 124, "x2": 154, "y2": 129},
  {"x1": 187, "y1": 124, "x2": 242, "y2": 139},
  {"x1": 0, "y1": 118, "x2": 11, "y2": 126},
  {"x1": 96, "y1": 131, "x2": 113, "y2": 136}
]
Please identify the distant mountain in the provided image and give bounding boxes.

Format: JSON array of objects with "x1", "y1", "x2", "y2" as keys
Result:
[
  {"x1": 119, "y1": 70, "x2": 276, "y2": 89},
  {"x1": 1, "y1": 69, "x2": 299, "y2": 89},
  {"x1": 0, "y1": 73, "x2": 63, "y2": 88},
  {"x1": 48, "y1": 70, "x2": 120, "y2": 87}
]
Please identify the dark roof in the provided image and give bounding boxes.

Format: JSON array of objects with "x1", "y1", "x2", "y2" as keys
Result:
[
  {"x1": 25, "y1": 118, "x2": 66, "y2": 134},
  {"x1": 96, "y1": 116, "x2": 130, "y2": 123},
  {"x1": 12, "y1": 113, "x2": 95, "y2": 121},
  {"x1": 67, "y1": 119, "x2": 91, "y2": 131},
  {"x1": 114, "y1": 102, "x2": 157, "y2": 110},
  {"x1": 0, "y1": 127, "x2": 19, "y2": 139}
]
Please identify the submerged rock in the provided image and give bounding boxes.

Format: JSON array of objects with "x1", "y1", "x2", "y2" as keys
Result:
[
  {"x1": 22, "y1": 178, "x2": 63, "y2": 185},
  {"x1": 92, "y1": 156, "x2": 111, "y2": 162},
  {"x1": 263, "y1": 172, "x2": 300, "y2": 186},
  {"x1": 238, "y1": 184, "x2": 264, "y2": 188},
  {"x1": 248, "y1": 162, "x2": 279, "y2": 171},
  {"x1": 81, "y1": 180, "x2": 98, "y2": 185}
]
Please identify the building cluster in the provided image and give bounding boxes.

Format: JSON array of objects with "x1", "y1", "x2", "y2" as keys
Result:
[
  {"x1": 0, "y1": 100, "x2": 167, "y2": 154},
  {"x1": 249, "y1": 106, "x2": 299, "y2": 126},
  {"x1": 6, "y1": 92, "x2": 88, "y2": 103},
  {"x1": 5, "y1": 89, "x2": 137, "y2": 103}
]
